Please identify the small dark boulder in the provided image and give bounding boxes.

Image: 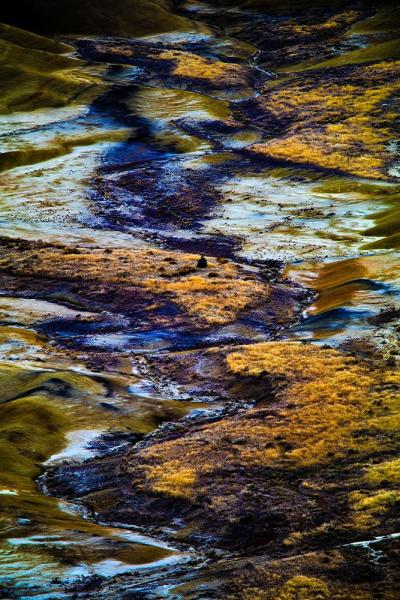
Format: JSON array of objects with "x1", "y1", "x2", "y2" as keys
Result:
[{"x1": 197, "y1": 254, "x2": 208, "y2": 268}]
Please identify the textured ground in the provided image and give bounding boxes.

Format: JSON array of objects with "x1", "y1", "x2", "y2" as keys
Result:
[{"x1": 0, "y1": 1, "x2": 399, "y2": 598}]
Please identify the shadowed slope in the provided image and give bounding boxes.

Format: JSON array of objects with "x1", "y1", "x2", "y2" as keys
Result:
[
  {"x1": 2, "y1": 0, "x2": 201, "y2": 37},
  {"x1": 0, "y1": 24, "x2": 102, "y2": 113}
]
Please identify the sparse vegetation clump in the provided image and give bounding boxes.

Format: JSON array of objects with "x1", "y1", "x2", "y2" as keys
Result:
[
  {"x1": 159, "y1": 49, "x2": 251, "y2": 88},
  {"x1": 350, "y1": 489, "x2": 400, "y2": 513},
  {"x1": 365, "y1": 458, "x2": 400, "y2": 486},
  {"x1": 144, "y1": 462, "x2": 197, "y2": 499},
  {"x1": 275, "y1": 575, "x2": 330, "y2": 599},
  {"x1": 228, "y1": 574, "x2": 330, "y2": 600},
  {"x1": 350, "y1": 489, "x2": 400, "y2": 529}
]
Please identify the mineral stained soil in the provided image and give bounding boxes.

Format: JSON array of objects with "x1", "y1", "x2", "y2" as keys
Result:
[{"x1": 0, "y1": 1, "x2": 399, "y2": 598}]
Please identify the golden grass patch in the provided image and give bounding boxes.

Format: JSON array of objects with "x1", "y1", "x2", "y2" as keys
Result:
[
  {"x1": 365, "y1": 458, "x2": 400, "y2": 486},
  {"x1": 134, "y1": 342, "x2": 400, "y2": 499},
  {"x1": 159, "y1": 49, "x2": 248, "y2": 86},
  {"x1": 0, "y1": 244, "x2": 268, "y2": 327},
  {"x1": 252, "y1": 61, "x2": 400, "y2": 179},
  {"x1": 276, "y1": 575, "x2": 330, "y2": 600}
]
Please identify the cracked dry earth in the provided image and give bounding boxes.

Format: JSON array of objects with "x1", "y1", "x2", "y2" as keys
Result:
[{"x1": 0, "y1": 1, "x2": 400, "y2": 598}]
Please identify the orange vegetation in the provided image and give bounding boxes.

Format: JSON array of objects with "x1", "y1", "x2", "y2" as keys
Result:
[
  {"x1": 252, "y1": 61, "x2": 400, "y2": 179},
  {"x1": 159, "y1": 50, "x2": 247, "y2": 86},
  {"x1": 133, "y1": 342, "x2": 400, "y2": 498},
  {"x1": 0, "y1": 243, "x2": 268, "y2": 327}
]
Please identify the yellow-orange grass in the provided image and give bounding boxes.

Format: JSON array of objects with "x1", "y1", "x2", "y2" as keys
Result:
[
  {"x1": 0, "y1": 246, "x2": 268, "y2": 327},
  {"x1": 253, "y1": 61, "x2": 400, "y2": 179},
  {"x1": 137, "y1": 342, "x2": 399, "y2": 498}
]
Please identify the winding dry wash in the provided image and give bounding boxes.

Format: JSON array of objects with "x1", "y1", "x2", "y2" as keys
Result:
[{"x1": 0, "y1": 1, "x2": 399, "y2": 598}]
